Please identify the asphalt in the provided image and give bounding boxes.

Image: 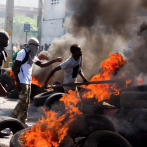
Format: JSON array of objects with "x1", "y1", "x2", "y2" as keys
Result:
[{"x1": 0, "y1": 96, "x2": 43, "y2": 146}]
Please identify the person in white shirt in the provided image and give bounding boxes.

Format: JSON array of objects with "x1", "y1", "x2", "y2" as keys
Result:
[
  {"x1": 11, "y1": 37, "x2": 63, "y2": 127},
  {"x1": 43, "y1": 44, "x2": 88, "y2": 92}
]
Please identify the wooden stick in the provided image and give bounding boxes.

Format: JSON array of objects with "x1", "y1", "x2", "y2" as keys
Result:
[{"x1": 46, "y1": 79, "x2": 124, "y2": 88}]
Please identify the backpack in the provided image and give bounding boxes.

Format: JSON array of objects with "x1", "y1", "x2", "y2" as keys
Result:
[{"x1": 12, "y1": 49, "x2": 29, "y2": 72}]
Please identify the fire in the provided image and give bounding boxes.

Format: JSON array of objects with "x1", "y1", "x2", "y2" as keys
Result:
[
  {"x1": 137, "y1": 78, "x2": 143, "y2": 85},
  {"x1": 21, "y1": 53, "x2": 144, "y2": 147},
  {"x1": 7, "y1": 70, "x2": 16, "y2": 85},
  {"x1": 82, "y1": 53, "x2": 126, "y2": 102},
  {"x1": 21, "y1": 91, "x2": 81, "y2": 147},
  {"x1": 31, "y1": 76, "x2": 43, "y2": 87}
]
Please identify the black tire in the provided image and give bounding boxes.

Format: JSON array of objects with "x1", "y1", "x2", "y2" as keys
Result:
[
  {"x1": 0, "y1": 116, "x2": 25, "y2": 134},
  {"x1": 44, "y1": 92, "x2": 64, "y2": 108},
  {"x1": 68, "y1": 114, "x2": 115, "y2": 139},
  {"x1": 7, "y1": 90, "x2": 19, "y2": 99},
  {"x1": 0, "y1": 143, "x2": 9, "y2": 147},
  {"x1": 10, "y1": 128, "x2": 30, "y2": 147},
  {"x1": 120, "y1": 91, "x2": 147, "y2": 108},
  {"x1": 33, "y1": 91, "x2": 55, "y2": 106},
  {"x1": 1, "y1": 75, "x2": 13, "y2": 92},
  {"x1": 31, "y1": 84, "x2": 47, "y2": 98},
  {"x1": 53, "y1": 81, "x2": 64, "y2": 93},
  {"x1": 81, "y1": 130, "x2": 132, "y2": 147},
  {"x1": 10, "y1": 128, "x2": 74, "y2": 147}
]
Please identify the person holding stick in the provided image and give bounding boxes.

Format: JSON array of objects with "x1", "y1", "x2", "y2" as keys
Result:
[{"x1": 43, "y1": 44, "x2": 88, "y2": 93}]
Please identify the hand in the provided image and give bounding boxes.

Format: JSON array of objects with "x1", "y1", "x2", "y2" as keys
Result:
[
  {"x1": 16, "y1": 82, "x2": 21, "y2": 92},
  {"x1": 83, "y1": 78, "x2": 88, "y2": 83},
  {"x1": 42, "y1": 83, "x2": 48, "y2": 89},
  {"x1": 55, "y1": 57, "x2": 64, "y2": 62}
]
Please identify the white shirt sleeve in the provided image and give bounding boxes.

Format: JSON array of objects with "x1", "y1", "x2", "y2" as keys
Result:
[
  {"x1": 16, "y1": 50, "x2": 26, "y2": 62},
  {"x1": 60, "y1": 59, "x2": 70, "y2": 70}
]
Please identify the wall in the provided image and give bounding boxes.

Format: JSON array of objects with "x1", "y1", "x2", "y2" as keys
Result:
[
  {"x1": 41, "y1": 19, "x2": 65, "y2": 45},
  {"x1": 44, "y1": 0, "x2": 66, "y2": 20}
]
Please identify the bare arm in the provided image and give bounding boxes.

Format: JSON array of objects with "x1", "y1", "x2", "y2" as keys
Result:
[
  {"x1": 35, "y1": 57, "x2": 64, "y2": 68},
  {"x1": 79, "y1": 69, "x2": 88, "y2": 82},
  {"x1": 43, "y1": 66, "x2": 62, "y2": 88}
]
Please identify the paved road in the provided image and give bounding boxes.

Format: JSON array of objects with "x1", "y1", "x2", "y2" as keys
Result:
[{"x1": 0, "y1": 96, "x2": 43, "y2": 146}]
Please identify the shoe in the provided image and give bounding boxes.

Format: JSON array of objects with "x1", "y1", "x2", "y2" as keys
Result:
[{"x1": 24, "y1": 124, "x2": 32, "y2": 128}]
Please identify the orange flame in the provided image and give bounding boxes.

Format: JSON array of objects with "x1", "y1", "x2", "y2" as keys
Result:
[
  {"x1": 31, "y1": 76, "x2": 43, "y2": 87},
  {"x1": 137, "y1": 78, "x2": 143, "y2": 85},
  {"x1": 21, "y1": 91, "x2": 82, "y2": 147},
  {"x1": 82, "y1": 53, "x2": 126, "y2": 102}
]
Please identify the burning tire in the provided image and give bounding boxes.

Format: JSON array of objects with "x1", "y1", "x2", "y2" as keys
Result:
[
  {"x1": 33, "y1": 90, "x2": 55, "y2": 106},
  {"x1": 10, "y1": 128, "x2": 74, "y2": 147},
  {"x1": 1, "y1": 75, "x2": 14, "y2": 92},
  {"x1": 0, "y1": 116, "x2": 25, "y2": 134},
  {"x1": 7, "y1": 90, "x2": 19, "y2": 99},
  {"x1": 31, "y1": 84, "x2": 47, "y2": 98},
  {"x1": 81, "y1": 130, "x2": 133, "y2": 147},
  {"x1": 44, "y1": 92, "x2": 65, "y2": 110},
  {"x1": 0, "y1": 143, "x2": 9, "y2": 147},
  {"x1": 120, "y1": 91, "x2": 147, "y2": 108},
  {"x1": 68, "y1": 114, "x2": 115, "y2": 139},
  {"x1": 52, "y1": 81, "x2": 64, "y2": 93}
]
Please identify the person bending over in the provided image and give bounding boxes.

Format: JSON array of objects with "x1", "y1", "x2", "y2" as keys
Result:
[{"x1": 43, "y1": 44, "x2": 88, "y2": 92}]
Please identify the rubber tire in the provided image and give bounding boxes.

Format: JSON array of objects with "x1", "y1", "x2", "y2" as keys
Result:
[
  {"x1": 1, "y1": 75, "x2": 13, "y2": 92},
  {"x1": 81, "y1": 130, "x2": 133, "y2": 147},
  {"x1": 7, "y1": 90, "x2": 19, "y2": 99},
  {"x1": 0, "y1": 143, "x2": 9, "y2": 147},
  {"x1": 53, "y1": 81, "x2": 64, "y2": 93},
  {"x1": 68, "y1": 114, "x2": 115, "y2": 139},
  {"x1": 44, "y1": 92, "x2": 64, "y2": 108},
  {"x1": 0, "y1": 116, "x2": 25, "y2": 134},
  {"x1": 31, "y1": 84, "x2": 47, "y2": 98},
  {"x1": 10, "y1": 128, "x2": 74, "y2": 147},
  {"x1": 33, "y1": 91, "x2": 55, "y2": 106},
  {"x1": 120, "y1": 91, "x2": 147, "y2": 108}
]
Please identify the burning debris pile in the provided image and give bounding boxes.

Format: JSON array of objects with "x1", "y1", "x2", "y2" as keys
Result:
[{"x1": 19, "y1": 53, "x2": 143, "y2": 147}]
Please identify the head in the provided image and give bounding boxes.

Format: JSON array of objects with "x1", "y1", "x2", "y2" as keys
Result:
[
  {"x1": 70, "y1": 44, "x2": 82, "y2": 57},
  {"x1": 28, "y1": 37, "x2": 39, "y2": 56},
  {"x1": 0, "y1": 31, "x2": 9, "y2": 47},
  {"x1": 138, "y1": 21, "x2": 147, "y2": 42}
]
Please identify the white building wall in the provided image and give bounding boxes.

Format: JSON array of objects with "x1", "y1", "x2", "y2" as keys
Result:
[
  {"x1": 41, "y1": 19, "x2": 64, "y2": 45},
  {"x1": 44, "y1": 0, "x2": 66, "y2": 20},
  {"x1": 41, "y1": 0, "x2": 66, "y2": 46}
]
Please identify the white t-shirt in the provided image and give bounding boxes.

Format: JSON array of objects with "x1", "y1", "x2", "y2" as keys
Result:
[
  {"x1": 16, "y1": 49, "x2": 39, "y2": 85},
  {"x1": 60, "y1": 56, "x2": 82, "y2": 90}
]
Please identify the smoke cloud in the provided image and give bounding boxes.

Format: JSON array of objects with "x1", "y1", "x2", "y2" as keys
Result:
[{"x1": 33, "y1": 0, "x2": 147, "y2": 84}]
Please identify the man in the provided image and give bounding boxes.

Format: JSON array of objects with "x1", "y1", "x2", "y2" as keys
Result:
[
  {"x1": 11, "y1": 37, "x2": 63, "y2": 127},
  {"x1": 0, "y1": 31, "x2": 10, "y2": 136},
  {"x1": 43, "y1": 44, "x2": 88, "y2": 92}
]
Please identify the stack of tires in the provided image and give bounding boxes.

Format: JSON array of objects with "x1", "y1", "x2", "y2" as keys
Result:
[
  {"x1": 9, "y1": 114, "x2": 133, "y2": 147},
  {"x1": 113, "y1": 85, "x2": 147, "y2": 147}
]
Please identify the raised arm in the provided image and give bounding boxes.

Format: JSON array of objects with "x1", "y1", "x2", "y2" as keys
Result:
[
  {"x1": 79, "y1": 69, "x2": 88, "y2": 82},
  {"x1": 43, "y1": 65, "x2": 62, "y2": 88},
  {"x1": 35, "y1": 57, "x2": 64, "y2": 68}
]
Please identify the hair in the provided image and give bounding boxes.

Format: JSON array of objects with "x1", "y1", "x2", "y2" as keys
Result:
[
  {"x1": 70, "y1": 44, "x2": 81, "y2": 54},
  {"x1": 138, "y1": 21, "x2": 147, "y2": 35},
  {"x1": 0, "y1": 31, "x2": 9, "y2": 47}
]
